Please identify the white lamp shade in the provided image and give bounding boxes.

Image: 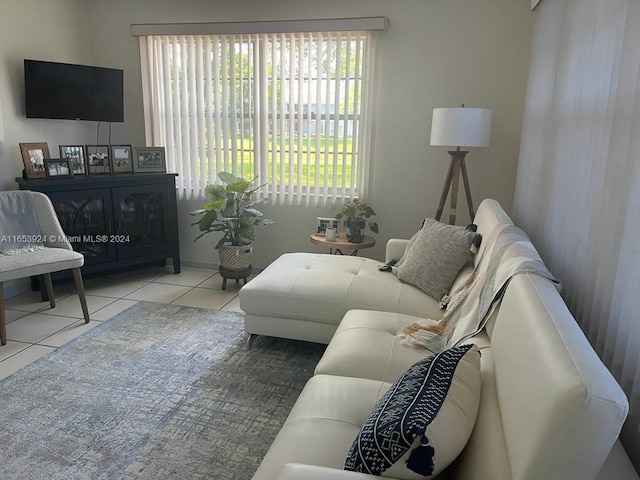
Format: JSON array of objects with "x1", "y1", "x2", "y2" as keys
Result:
[{"x1": 430, "y1": 107, "x2": 492, "y2": 147}]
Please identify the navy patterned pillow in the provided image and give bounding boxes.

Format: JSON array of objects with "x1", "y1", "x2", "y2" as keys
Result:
[{"x1": 344, "y1": 344, "x2": 481, "y2": 479}]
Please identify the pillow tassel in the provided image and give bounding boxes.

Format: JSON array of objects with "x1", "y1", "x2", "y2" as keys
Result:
[
  {"x1": 378, "y1": 258, "x2": 398, "y2": 272},
  {"x1": 406, "y1": 434, "x2": 435, "y2": 476},
  {"x1": 470, "y1": 233, "x2": 482, "y2": 254}
]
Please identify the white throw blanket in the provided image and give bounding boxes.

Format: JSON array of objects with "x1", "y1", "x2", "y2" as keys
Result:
[
  {"x1": 0, "y1": 191, "x2": 45, "y2": 255},
  {"x1": 401, "y1": 223, "x2": 560, "y2": 351}
]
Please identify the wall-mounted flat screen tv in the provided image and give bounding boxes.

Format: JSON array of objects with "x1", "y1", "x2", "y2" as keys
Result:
[{"x1": 24, "y1": 59, "x2": 124, "y2": 123}]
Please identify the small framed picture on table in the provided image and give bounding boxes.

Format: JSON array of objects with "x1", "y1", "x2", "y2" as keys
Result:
[
  {"x1": 86, "y1": 145, "x2": 111, "y2": 175},
  {"x1": 133, "y1": 146, "x2": 166, "y2": 173},
  {"x1": 110, "y1": 145, "x2": 133, "y2": 174},
  {"x1": 44, "y1": 159, "x2": 73, "y2": 179},
  {"x1": 59, "y1": 145, "x2": 87, "y2": 176},
  {"x1": 316, "y1": 217, "x2": 339, "y2": 236},
  {"x1": 19, "y1": 142, "x2": 50, "y2": 179}
]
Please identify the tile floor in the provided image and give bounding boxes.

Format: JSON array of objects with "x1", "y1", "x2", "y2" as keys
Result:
[{"x1": 0, "y1": 265, "x2": 243, "y2": 380}]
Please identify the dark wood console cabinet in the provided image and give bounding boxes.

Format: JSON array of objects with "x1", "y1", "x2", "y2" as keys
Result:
[{"x1": 16, "y1": 173, "x2": 181, "y2": 279}]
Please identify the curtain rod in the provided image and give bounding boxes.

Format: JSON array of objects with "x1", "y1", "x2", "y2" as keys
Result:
[{"x1": 131, "y1": 17, "x2": 389, "y2": 36}]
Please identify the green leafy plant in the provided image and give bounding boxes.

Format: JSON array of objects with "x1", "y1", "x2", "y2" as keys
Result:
[
  {"x1": 191, "y1": 172, "x2": 273, "y2": 249},
  {"x1": 335, "y1": 199, "x2": 379, "y2": 243}
]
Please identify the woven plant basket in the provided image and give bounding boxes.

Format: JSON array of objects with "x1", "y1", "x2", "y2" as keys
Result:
[{"x1": 218, "y1": 245, "x2": 253, "y2": 270}]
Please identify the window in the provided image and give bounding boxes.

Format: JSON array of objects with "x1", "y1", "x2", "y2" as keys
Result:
[{"x1": 135, "y1": 18, "x2": 387, "y2": 205}]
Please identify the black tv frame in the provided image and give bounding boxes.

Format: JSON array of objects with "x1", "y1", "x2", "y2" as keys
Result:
[{"x1": 24, "y1": 59, "x2": 124, "y2": 123}]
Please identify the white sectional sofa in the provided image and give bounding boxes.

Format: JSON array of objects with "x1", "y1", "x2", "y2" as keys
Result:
[
  {"x1": 240, "y1": 199, "x2": 512, "y2": 344},
  {"x1": 241, "y1": 199, "x2": 639, "y2": 480}
]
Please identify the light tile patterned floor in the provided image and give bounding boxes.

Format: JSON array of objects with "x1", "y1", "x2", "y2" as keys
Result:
[{"x1": 0, "y1": 266, "x2": 243, "y2": 380}]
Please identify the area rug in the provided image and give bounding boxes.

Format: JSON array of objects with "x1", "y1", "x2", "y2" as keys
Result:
[{"x1": 0, "y1": 302, "x2": 326, "y2": 480}]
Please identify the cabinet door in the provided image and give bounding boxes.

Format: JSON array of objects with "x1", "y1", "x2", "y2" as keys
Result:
[
  {"x1": 46, "y1": 189, "x2": 117, "y2": 265},
  {"x1": 112, "y1": 184, "x2": 172, "y2": 260}
]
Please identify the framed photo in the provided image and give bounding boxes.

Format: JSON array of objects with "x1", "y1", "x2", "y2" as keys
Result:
[
  {"x1": 316, "y1": 217, "x2": 339, "y2": 236},
  {"x1": 110, "y1": 145, "x2": 133, "y2": 174},
  {"x1": 133, "y1": 146, "x2": 166, "y2": 173},
  {"x1": 85, "y1": 145, "x2": 111, "y2": 175},
  {"x1": 59, "y1": 145, "x2": 87, "y2": 176},
  {"x1": 19, "y1": 142, "x2": 50, "y2": 179},
  {"x1": 44, "y1": 159, "x2": 73, "y2": 179}
]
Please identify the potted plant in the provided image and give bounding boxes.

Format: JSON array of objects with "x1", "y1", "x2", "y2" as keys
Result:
[
  {"x1": 191, "y1": 172, "x2": 273, "y2": 278},
  {"x1": 335, "y1": 199, "x2": 379, "y2": 243}
]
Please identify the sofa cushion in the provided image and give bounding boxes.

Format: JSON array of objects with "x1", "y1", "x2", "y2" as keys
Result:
[
  {"x1": 392, "y1": 219, "x2": 477, "y2": 301},
  {"x1": 344, "y1": 344, "x2": 481, "y2": 479},
  {"x1": 250, "y1": 374, "x2": 391, "y2": 480},
  {"x1": 240, "y1": 253, "x2": 443, "y2": 344},
  {"x1": 314, "y1": 309, "x2": 490, "y2": 384},
  {"x1": 314, "y1": 311, "x2": 434, "y2": 383}
]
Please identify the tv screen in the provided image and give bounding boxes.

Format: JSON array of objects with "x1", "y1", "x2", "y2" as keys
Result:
[{"x1": 24, "y1": 59, "x2": 124, "y2": 123}]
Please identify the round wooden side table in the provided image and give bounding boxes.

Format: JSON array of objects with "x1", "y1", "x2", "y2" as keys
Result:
[{"x1": 309, "y1": 234, "x2": 375, "y2": 256}]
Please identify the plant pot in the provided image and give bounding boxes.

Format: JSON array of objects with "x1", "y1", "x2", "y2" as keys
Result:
[
  {"x1": 217, "y1": 245, "x2": 253, "y2": 289},
  {"x1": 218, "y1": 245, "x2": 253, "y2": 270},
  {"x1": 346, "y1": 218, "x2": 366, "y2": 243}
]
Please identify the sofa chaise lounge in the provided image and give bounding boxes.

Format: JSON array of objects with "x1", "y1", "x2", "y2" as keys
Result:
[
  {"x1": 240, "y1": 199, "x2": 512, "y2": 345},
  {"x1": 240, "y1": 199, "x2": 638, "y2": 480}
]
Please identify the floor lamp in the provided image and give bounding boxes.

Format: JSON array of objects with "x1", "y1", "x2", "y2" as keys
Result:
[{"x1": 430, "y1": 106, "x2": 492, "y2": 225}]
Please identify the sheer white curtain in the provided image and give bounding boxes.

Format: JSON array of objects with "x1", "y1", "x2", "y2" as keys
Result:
[
  {"x1": 514, "y1": 0, "x2": 640, "y2": 466},
  {"x1": 136, "y1": 19, "x2": 384, "y2": 206}
]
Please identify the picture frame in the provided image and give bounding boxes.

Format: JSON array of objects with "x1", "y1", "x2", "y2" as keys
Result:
[
  {"x1": 85, "y1": 145, "x2": 111, "y2": 175},
  {"x1": 110, "y1": 145, "x2": 134, "y2": 174},
  {"x1": 316, "y1": 217, "x2": 339, "y2": 236},
  {"x1": 44, "y1": 158, "x2": 73, "y2": 179},
  {"x1": 133, "y1": 146, "x2": 166, "y2": 173},
  {"x1": 59, "y1": 145, "x2": 87, "y2": 176},
  {"x1": 19, "y1": 142, "x2": 50, "y2": 179}
]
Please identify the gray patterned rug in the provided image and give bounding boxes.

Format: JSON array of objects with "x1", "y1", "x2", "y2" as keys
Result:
[{"x1": 0, "y1": 302, "x2": 325, "y2": 480}]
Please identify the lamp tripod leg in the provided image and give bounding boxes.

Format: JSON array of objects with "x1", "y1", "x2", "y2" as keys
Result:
[
  {"x1": 435, "y1": 158, "x2": 455, "y2": 222},
  {"x1": 449, "y1": 158, "x2": 461, "y2": 225},
  {"x1": 460, "y1": 158, "x2": 475, "y2": 220}
]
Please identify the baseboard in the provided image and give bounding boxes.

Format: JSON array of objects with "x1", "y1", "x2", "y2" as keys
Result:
[
  {"x1": 181, "y1": 259, "x2": 264, "y2": 274},
  {"x1": 181, "y1": 259, "x2": 218, "y2": 270}
]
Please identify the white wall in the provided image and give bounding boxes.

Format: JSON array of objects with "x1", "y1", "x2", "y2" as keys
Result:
[
  {"x1": 0, "y1": 0, "x2": 98, "y2": 296},
  {"x1": 1, "y1": 0, "x2": 534, "y2": 272},
  {"x1": 0, "y1": 0, "x2": 98, "y2": 191}
]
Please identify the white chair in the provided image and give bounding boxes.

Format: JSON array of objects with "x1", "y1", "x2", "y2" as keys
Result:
[{"x1": 0, "y1": 191, "x2": 90, "y2": 345}]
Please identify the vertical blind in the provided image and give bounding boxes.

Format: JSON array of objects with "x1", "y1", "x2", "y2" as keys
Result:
[
  {"x1": 514, "y1": 0, "x2": 640, "y2": 466},
  {"x1": 137, "y1": 26, "x2": 379, "y2": 206}
]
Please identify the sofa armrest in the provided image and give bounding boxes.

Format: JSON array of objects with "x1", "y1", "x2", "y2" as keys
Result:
[
  {"x1": 385, "y1": 239, "x2": 410, "y2": 263},
  {"x1": 276, "y1": 464, "x2": 382, "y2": 480}
]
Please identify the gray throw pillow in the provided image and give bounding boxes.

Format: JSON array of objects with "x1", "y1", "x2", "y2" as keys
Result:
[{"x1": 393, "y1": 219, "x2": 476, "y2": 300}]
